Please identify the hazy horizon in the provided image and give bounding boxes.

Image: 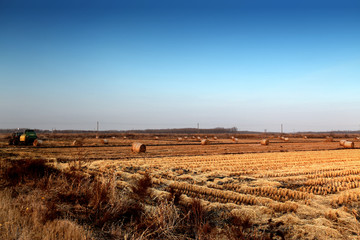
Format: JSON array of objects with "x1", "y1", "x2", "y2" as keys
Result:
[{"x1": 1, "y1": 1, "x2": 360, "y2": 132}]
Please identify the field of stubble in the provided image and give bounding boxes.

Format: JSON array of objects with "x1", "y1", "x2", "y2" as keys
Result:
[{"x1": 1, "y1": 133, "x2": 360, "y2": 239}]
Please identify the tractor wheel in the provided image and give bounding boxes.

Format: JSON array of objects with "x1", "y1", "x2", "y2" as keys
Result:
[{"x1": 8, "y1": 139, "x2": 13, "y2": 145}]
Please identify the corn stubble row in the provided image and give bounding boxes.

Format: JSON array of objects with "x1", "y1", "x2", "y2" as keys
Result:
[
  {"x1": 166, "y1": 181, "x2": 298, "y2": 213},
  {"x1": 136, "y1": 150, "x2": 360, "y2": 176},
  {"x1": 305, "y1": 174, "x2": 360, "y2": 186},
  {"x1": 208, "y1": 183, "x2": 313, "y2": 201},
  {"x1": 113, "y1": 149, "x2": 360, "y2": 211},
  {"x1": 300, "y1": 175, "x2": 360, "y2": 195},
  {"x1": 81, "y1": 166, "x2": 301, "y2": 213},
  {"x1": 332, "y1": 190, "x2": 360, "y2": 206}
]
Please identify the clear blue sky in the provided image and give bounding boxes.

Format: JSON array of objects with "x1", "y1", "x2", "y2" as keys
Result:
[{"x1": 1, "y1": 0, "x2": 360, "y2": 132}]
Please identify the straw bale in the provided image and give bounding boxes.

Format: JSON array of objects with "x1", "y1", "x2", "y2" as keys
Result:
[
  {"x1": 201, "y1": 139, "x2": 210, "y2": 145},
  {"x1": 343, "y1": 141, "x2": 354, "y2": 149},
  {"x1": 33, "y1": 139, "x2": 43, "y2": 147},
  {"x1": 72, "y1": 140, "x2": 83, "y2": 146},
  {"x1": 260, "y1": 139, "x2": 269, "y2": 145},
  {"x1": 131, "y1": 142, "x2": 146, "y2": 153},
  {"x1": 325, "y1": 136, "x2": 334, "y2": 142},
  {"x1": 339, "y1": 140, "x2": 347, "y2": 146}
]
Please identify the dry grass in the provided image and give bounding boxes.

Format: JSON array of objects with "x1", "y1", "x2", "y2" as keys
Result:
[
  {"x1": 2, "y1": 133, "x2": 360, "y2": 239},
  {"x1": 1, "y1": 158, "x2": 272, "y2": 240}
]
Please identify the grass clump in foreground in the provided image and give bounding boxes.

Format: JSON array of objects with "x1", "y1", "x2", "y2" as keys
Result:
[{"x1": 0, "y1": 158, "x2": 283, "y2": 240}]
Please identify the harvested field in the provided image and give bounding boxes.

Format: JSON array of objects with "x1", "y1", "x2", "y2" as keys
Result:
[
  {"x1": 1, "y1": 133, "x2": 360, "y2": 239},
  {"x1": 0, "y1": 133, "x2": 357, "y2": 161}
]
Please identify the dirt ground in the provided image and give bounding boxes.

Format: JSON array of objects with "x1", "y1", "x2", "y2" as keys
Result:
[{"x1": 0, "y1": 133, "x2": 358, "y2": 161}]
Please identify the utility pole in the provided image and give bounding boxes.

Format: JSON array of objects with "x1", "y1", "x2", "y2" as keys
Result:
[
  {"x1": 96, "y1": 121, "x2": 99, "y2": 138},
  {"x1": 197, "y1": 123, "x2": 200, "y2": 134},
  {"x1": 281, "y1": 124, "x2": 283, "y2": 134}
]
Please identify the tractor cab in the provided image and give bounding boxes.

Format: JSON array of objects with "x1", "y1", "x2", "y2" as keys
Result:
[{"x1": 9, "y1": 129, "x2": 37, "y2": 145}]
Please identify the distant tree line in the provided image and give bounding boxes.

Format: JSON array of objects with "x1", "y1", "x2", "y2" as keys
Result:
[
  {"x1": 0, "y1": 127, "x2": 242, "y2": 134},
  {"x1": 1, "y1": 128, "x2": 359, "y2": 135},
  {"x1": 127, "y1": 127, "x2": 241, "y2": 134}
]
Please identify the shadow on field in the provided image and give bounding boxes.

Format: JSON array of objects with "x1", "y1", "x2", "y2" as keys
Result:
[{"x1": 0, "y1": 159, "x2": 285, "y2": 240}]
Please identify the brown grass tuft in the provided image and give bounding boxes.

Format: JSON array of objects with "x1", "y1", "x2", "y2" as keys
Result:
[
  {"x1": 131, "y1": 172, "x2": 153, "y2": 201},
  {"x1": 2, "y1": 159, "x2": 59, "y2": 186}
]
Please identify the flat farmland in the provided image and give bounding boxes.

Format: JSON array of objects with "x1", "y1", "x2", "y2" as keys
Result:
[
  {"x1": 0, "y1": 134, "x2": 358, "y2": 160},
  {"x1": 1, "y1": 133, "x2": 360, "y2": 239}
]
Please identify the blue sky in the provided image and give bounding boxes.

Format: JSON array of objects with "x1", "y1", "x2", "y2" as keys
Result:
[{"x1": 1, "y1": 1, "x2": 360, "y2": 131}]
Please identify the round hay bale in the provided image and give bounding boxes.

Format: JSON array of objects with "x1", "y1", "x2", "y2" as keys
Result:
[
  {"x1": 33, "y1": 139, "x2": 43, "y2": 147},
  {"x1": 154, "y1": 136, "x2": 159, "y2": 140},
  {"x1": 132, "y1": 142, "x2": 146, "y2": 153},
  {"x1": 184, "y1": 136, "x2": 188, "y2": 139},
  {"x1": 343, "y1": 141, "x2": 354, "y2": 149},
  {"x1": 261, "y1": 139, "x2": 269, "y2": 145},
  {"x1": 231, "y1": 136, "x2": 235, "y2": 139},
  {"x1": 283, "y1": 137, "x2": 289, "y2": 142},
  {"x1": 233, "y1": 138, "x2": 239, "y2": 142},
  {"x1": 339, "y1": 140, "x2": 347, "y2": 146},
  {"x1": 197, "y1": 136, "x2": 201, "y2": 140},
  {"x1": 177, "y1": 137, "x2": 183, "y2": 142},
  {"x1": 192, "y1": 136, "x2": 196, "y2": 139},
  {"x1": 325, "y1": 136, "x2": 334, "y2": 142},
  {"x1": 303, "y1": 136, "x2": 308, "y2": 139},
  {"x1": 123, "y1": 136, "x2": 127, "y2": 139},
  {"x1": 201, "y1": 139, "x2": 210, "y2": 145},
  {"x1": 102, "y1": 139, "x2": 109, "y2": 144},
  {"x1": 72, "y1": 140, "x2": 83, "y2": 146},
  {"x1": 213, "y1": 136, "x2": 218, "y2": 140}
]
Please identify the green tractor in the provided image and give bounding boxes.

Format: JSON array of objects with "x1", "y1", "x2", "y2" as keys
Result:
[{"x1": 9, "y1": 129, "x2": 37, "y2": 145}]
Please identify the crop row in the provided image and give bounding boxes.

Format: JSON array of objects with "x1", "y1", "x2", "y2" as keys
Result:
[
  {"x1": 151, "y1": 177, "x2": 299, "y2": 213},
  {"x1": 332, "y1": 190, "x2": 360, "y2": 206},
  {"x1": 167, "y1": 181, "x2": 298, "y2": 212},
  {"x1": 299, "y1": 181, "x2": 360, "y2": 195},
  {"x1": 259, "y1": 167, "x2": 345, "y2": 178},
  {"x1": 221, "y1": 184, "x2": 313, "y2": 201},
  {"x1": 133, "y1": 150, "x2": 360, "y2": 175},
  {"x1": 305, "y1": 175, "x2": 360, "y2": 186}
]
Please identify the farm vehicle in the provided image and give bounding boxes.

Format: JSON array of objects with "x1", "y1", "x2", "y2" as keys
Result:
[{"x1": 8, "y1": 129, "x2": 37, "y2": 145}]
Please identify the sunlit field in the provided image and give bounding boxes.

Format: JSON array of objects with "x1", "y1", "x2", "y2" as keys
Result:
[{"x1": 1, "y1": 133, "x2": 360, "y2": 239}]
